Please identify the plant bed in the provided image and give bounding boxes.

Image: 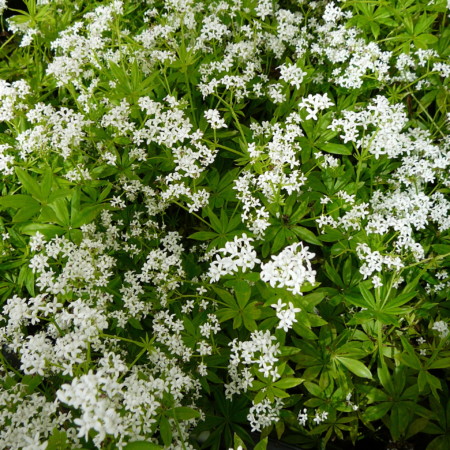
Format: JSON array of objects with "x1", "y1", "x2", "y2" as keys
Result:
[{"x1": 0, "y1": 0, "x2": 449, "y2": 449}]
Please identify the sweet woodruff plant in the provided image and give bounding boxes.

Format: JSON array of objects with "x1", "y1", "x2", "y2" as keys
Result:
[{"x1": 0, "y1": 0, "x2": 449, "y2": 449}]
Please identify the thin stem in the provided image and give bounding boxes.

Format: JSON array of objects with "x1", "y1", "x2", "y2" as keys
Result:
[
  {"x1": 409, "y1": 91, "x2": 446, "y2": 139},
  {"x1": 172, "y1": 201, "x2": 210, "y2": 227},
  {"x1": 402, "y1": 252, "x2": 450, "y2": 271},
  {"x1": 201, "y1": 139, "x2": 245, "y2": 157},
  {"x1": 212, "y1": 93, "x2": 246, "y2": 142},
  {"x1": 100, "y1": 333, "x2": 144, "y2": 347}
]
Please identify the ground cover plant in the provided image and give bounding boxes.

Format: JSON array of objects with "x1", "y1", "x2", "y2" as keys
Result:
[{"x1": 0, "y1": 0, "x2": 449, "y2": 448}]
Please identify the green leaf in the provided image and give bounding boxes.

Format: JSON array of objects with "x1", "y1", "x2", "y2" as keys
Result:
[
  {"x1": 292, "y1": 226, "x2": 322, "y2": 246},
  {"x1": 320, "y1": 143, "x2": 352, "y2": 155},
  {"x1": 0, "y1": 259, "x2": 26, "y2": 270},
  {"x1": 212, "y1": 287, "x2": 236, "y2": 307},
  {"x1": 47, "y1": 188, "x2": 72, "y2": 204},
  {"x1": 324, "y1": 262, "x2": 344, "y2": 288},
  {"x1": 390, "y1": 403, "x2": 412, "y2": 440},
  {"x1": 427, "y1": 435, "x2": 450, "y2": 450},
  {"x1": 233, "y1": 433, "x2": 247, "y2": 450},
  {"x1": 188, "y1": 231, "x2": 218, "y2": 240},
  {"x1": 414, "y1": 33, "x2": 438, "y2": 48},
  {"x1": 40, "y1": 205, "x2": 59, "y2": 223},
  {"x1": 128, "y1": 317, "x2": 143, "y2": 330},
  {"x1": 13, "y1": 204, "x2": 41, "y2": 222},
  {"x1": 306, "y1": 312, "x2": 327, "y2": 327},
  {"x1": 217, "y1": 308, "x2": 238, "y2": 322},
  {"x1": 22, "y1": 374, "x2": 42, "y2": 394},
  {"x1": 301, "y1": 291, "x2": 326, "y2": 308},
  {"x1": 387, "y1": 291, "x2": 416, "y2": 309},
  {"x1": 205, "y1": 208, "x2": 223, "y2": 233},
  {"x1": 49, "y1": 198, "x2": 70, "y2": 227},
  {"x1": 18, "y1": 265, "x2": 35, "y2": 296},
  {"x1": 254, "y1": 437, "x2": 268, "y2": 450},
  {"x1": 432, "y1": 244, "x2": 450, "y2": 255},
  {"x1": 242, "y1": 312, "x2": 258, "y2": 331},
  {"x1": 342, "y1": 256, "x2": 353, "y2": 286},
  {"x1": 378, "y1": 365, "x2": 394, "y2": 393},
  {"x1": 41, "y1": 168, "x2": 53, "y2": 200},
  {"x1": 429, "y1": 358, "x2": 450, "y2": 370},
  {"x1": 337, "y1": 357, "x2": 372, "y2": 379},
  {"x1": 360, "y1": 386, "x2": 389, "y2": 403},
  {"x1": 46, "y1": 428, "x2": 69, "y2": 450},
  {"x1": 0, "y1": 195, "x2": 40, "y2": 210},
  {"x1": 15, "y1": 167, "x2": 44, "y2": 201},
  {"x1": 254, "y1": 389, "x2": 267, "y2": 404},
  {"x1": 318, "y1": 228, "x2": 345, "y2": 242},
  {"x1": 272, "y1": 387, "x2": 290, "y2": 398},
  {"x1": 233, "y1": 280, "x2": 251, "y2": 308},
  {"x1": 272, "y1": 228, "x2": 286, "y2": 253},
  {"x1": 123, "y1": 442, "x2": 162, "y2": 450},
  {"x1": 359, "y1": 284, "x2": 376, "y2": 309},
  {"x1": 304, "y1": 382, "x2": 323, "y2": 397},
  {"x1": 406, "y1": 417, "x2": 429, "y2": 439},
  {"x1": 20, "y1": 223, "x2": 65, "y2": 239},
  {"x1": 159, "y1": 416, "x2": 172, "y2": 446},
  {"x1": 290, "y1": 201, "x2": 309, "y2": 223},
  {"x1": 273, "y1": 377, "x2": 304, "y2": 389},
  {"x1": 233, "y1": 314, "x2": 243, "y2": 329},
  {"x1": 279, "y1": 346, "x2": 301, "y2": 357},
  {"x1": 293, "y1": 321, "x2": 318, "y2": 340},
  {"x1": 71, "y1": 204, "x2": 105, "y2": 228},
  {"x1": 166, "y1": 407, "x2": 201, "y2": 421},
  {"x1": 363, "y1": 402, "x2": 392, "y2": 422},
  {"x1": 401, "y1": 352, "x2": 421, "y2": 371},
  {"x1": 418, "y1": 370, "x2": 427, "y2": 393}
]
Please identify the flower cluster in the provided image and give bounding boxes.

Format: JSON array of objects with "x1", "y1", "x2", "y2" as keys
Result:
[
  {"x1": 0, "y1": 0, "x2": 448, "y2": 447},
  {"x1": 208, "y1": 234, "x2": 260, "y2": 282},
  {"x1": 226, "y1": 330, "x2": 281, "y2": 398},
  {"x1": 247, "y1": 398, "x2": 283, "y2": 432},
  {"x1": 260, "y1": 243, "x2": 316, "y2": 295},
  {"x1": 271, "y1": 299, "x2": 301, "y2": 332}
]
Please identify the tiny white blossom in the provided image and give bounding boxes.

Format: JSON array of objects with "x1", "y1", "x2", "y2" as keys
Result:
[
  {"x1": 278, "y1": 63, "x2": 306, "y2": 89},
  {"x1": 204, "y1": 109, "x2": 227, "y2": 129},
  {"x1": 271, "y1": 300, "x2": 301, "y2": 332},
  {"x1": 432, "y1": 321, "x2": 449, "y2": 338}
]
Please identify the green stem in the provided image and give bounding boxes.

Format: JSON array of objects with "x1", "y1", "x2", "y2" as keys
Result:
[
  {"x1": 172, "y1": 201, "x2": 210, "y2": 227},
  {"x1": 173, "y1": 413, "x2": 188, "y2": 450},
  {"x1": 402, "y1": 251, "x2": 450, "y2": 270},
  {"x1": 119, "y1": 347, "x2": 147, "y2": 382},
  {"x1": 100, "y1": 333, "x2": 145, "y2": 347},
  {"x1": 212, "y1": 93, "x2": 246, "y2": 142},
  {"x1": 201, "y1": 139, "x2": 245, "y2": 156},
  {"x1": 409, "y1": 91, "x2": 446, "y2": 139}
]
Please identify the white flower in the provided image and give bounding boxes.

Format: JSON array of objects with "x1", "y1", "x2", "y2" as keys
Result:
[
  {"x1": 278, "y1": 63, "x2": 306, "y2": 89},
  {"x1": 298, "y1": 408, "x2": 308, "y2": 426},
  {"x1": 271, "y1": 300, "x2": 301, "y2": 332},
  {"x1": 247, "y1": 398, "x2": 283, "y2": 432},
  {"x1": 29, "y1": 232, "x2": 46, "y2": 252},
  {"x1": 372, "y1": 275, "x2": 383, "y2": 288},
  {"x1": 432, "y1": 321, "x2": 449, "y2": 338},
  {"x1": 0, "y1": 0, "x2": 7, "y2": 15},
  {"x1": 299, "y1": 93, "x2": 334, "y2": 120},
  {"x1": 313, "y1": 410, "x2": 328, "y2": 425},
  {"x1": 270, "y1": 299, "x2": 286, "y2": 314},
  {"x1": 208, "y1": 234, "x2": 261, "y2": 282},
  {"x1": 260, "y1": 243, "x2": 316, "y2": 295},
  {"x1": 0, "y1": 144, "x2": 14, "y2": 175},
  {"x1": 204, "y1": 109, "x2": 227, "y2": 129}
]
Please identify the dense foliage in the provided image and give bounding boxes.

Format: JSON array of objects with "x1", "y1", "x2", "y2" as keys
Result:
[{"x1": 0, "y1": 0, "x2": 449, "y2": 448}]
